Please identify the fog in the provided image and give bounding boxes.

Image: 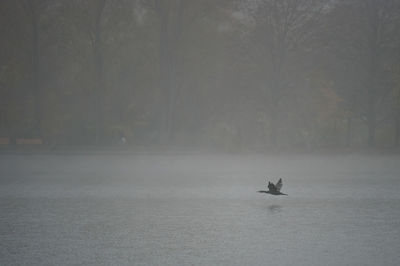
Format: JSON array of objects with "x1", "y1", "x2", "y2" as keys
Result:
[
  {"x1": 1, "y1": 0, "x2": 400, "y2": 265},
  {"x1": 1, "y1": 0, "x2": 400, "y2": 149},
  {"x1": 1, "y1": 153, "x2": 400, "y2": 265}
]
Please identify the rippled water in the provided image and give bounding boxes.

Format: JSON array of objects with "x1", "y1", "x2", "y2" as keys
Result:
[{"x1": 1, "y1": 153, "x2": 399, "y2": 265}]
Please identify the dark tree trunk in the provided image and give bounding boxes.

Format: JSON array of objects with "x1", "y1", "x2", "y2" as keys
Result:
[
  {"x1": 365, "y1": 1, "x2": 379, "y2": 148},
  {"x1": 157, "y1": 4, "x2": 171, "y2": 144},
  {"x1": 92, "y1": 0, "x2": 106, "y2": 143},
  {"x1": 155, "y1": 0, "x2": 184, "y2": 145},
  {"x1": 367, "y1": 97, "x2": 376, "y2": 148},
  {"x1": 24, "y1": 0, "x2": 42, "y2": 136},
  {"x1": 346, "y1": 116, "x2": 352, "y2": 147},
  {"x1": 395, "y1": 110, "x2": 400, "y2": 147},
  {"x1": 31, "y1": 11, "x2": 41, "y2": 136}
]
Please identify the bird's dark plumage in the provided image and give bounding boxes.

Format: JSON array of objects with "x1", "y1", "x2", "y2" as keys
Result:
[{"x1": 258, "y1": 178, "x2": 287, "y2": 195}]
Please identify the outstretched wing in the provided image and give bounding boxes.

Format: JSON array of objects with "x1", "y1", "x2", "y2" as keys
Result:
[{"x1": 275, "y1": 178, "x2": 283, "y2": 192}]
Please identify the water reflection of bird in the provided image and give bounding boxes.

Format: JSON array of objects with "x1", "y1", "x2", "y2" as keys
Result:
[
  {"x1": 258, "y1": 178, "x2": 287, "y2": 195},
  {"x1": 268, "y1": 205, "x2": 282, "y2": 213}
]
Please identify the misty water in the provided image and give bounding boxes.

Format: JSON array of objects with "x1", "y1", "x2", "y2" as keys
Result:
[{"x1": 1, "y1": 153, "x2": 400, "y2": 265}]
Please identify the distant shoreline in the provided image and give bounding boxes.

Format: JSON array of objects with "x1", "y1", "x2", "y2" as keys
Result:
[{"x1": 1, "y1": 145, "x2": 399, "y2": 156}]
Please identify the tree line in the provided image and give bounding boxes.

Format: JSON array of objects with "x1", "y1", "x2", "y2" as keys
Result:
[{"x1": 1, "y1": 0, "x2": 400, "y2": 150}]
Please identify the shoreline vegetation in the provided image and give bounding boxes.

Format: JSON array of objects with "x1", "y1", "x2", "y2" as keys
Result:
[
  {"x1": 1, "y1": 143, "x2": 399, "y2": 156},
  {"x1": 1, "y1": 1, "x2": 400, "y2": 153}
]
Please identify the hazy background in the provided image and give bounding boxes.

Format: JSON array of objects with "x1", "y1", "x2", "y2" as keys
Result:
[
  {"x1": 1, "y1": 1, "x2": 400, "y2": 265},
  {"x1": 1, "y1": 0, "x2": 400, "y2": 151}
]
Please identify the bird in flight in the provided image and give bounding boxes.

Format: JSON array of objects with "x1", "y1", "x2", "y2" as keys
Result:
[{"x1": 258, "y1": 178, "x2": 287, "y2": 195}]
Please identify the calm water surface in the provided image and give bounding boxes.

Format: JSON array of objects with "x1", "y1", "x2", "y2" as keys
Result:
[{"x1": 0, "y1": 153, "x2": 399, "y2": 265}]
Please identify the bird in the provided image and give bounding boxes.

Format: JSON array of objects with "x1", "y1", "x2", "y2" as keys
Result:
[{"x1": 258, "y1": 178, "x2": 287, "y2": 195}]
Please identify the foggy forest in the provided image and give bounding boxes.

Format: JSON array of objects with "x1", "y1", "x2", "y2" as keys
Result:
[
  {"x1": 1, "y1": 0, "x2": 400, "y2": 151},
  {"x1": 2, "y1": 1, "x2": 400, "y2": 266}
]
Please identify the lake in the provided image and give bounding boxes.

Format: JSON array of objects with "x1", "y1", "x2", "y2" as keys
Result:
[{"x1": 1, "y1": 153, "x2": 399, "y2": 265}]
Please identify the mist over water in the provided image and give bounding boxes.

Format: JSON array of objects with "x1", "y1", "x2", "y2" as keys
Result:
[
  {"x1": 2, "y1": 0, "x2": 400, "y2": 265},
  {"x1": 1, "y1": 153, "x2": 399, "y2": 265}
]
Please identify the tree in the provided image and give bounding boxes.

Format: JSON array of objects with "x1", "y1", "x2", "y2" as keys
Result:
[
  {"x1": 249, "y1": 0, "x2": 330, "y2": 147},
  {"x1": 392, "y1": 61, "x2": 400, "y2": 147},
  {"x1": 66, "y1": 0, "x2": 137, "y2": 143},
  {"x1": 152, "y1": 0, "x2": 184, "y2": 144},
  {"x1": 331, "y1": 0, "x2": 400, "y2": 147},
  {"x1": 19, "y1": 0, "x2": 52, "y2": 136}
]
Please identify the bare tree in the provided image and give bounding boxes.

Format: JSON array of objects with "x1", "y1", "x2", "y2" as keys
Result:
[
  {"x1": 152, "y1": 0, "x2": 185, "y2": 144},
  {"x1": 92, "y1": 0, "x2": 107, "y2": 143},
  {"x1": 20, "y1": 0, "x2": 50, "y2": 136},
  {"x1": 146, "y1": 0, "x2": 228, "y2": 144},
  {"x1": 250, "y1": 0, "x2": 329, "y2": 147},
  {"x1": 66, "y1": 0, "x2": 108, "y2": 143},
  {"x1": 331, "y1": 0, "x2": 400, "y2": 147}
]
